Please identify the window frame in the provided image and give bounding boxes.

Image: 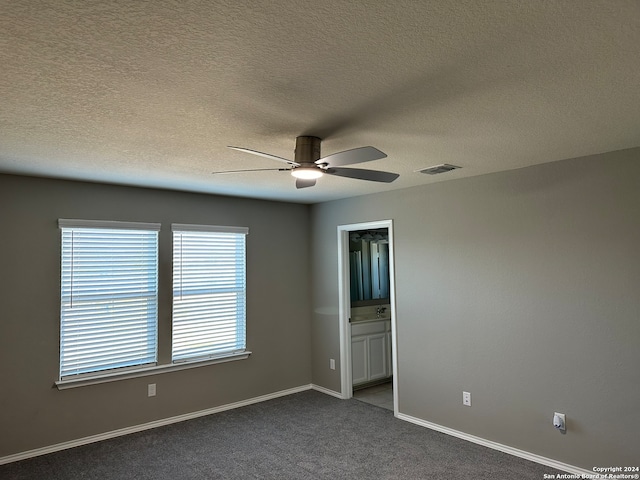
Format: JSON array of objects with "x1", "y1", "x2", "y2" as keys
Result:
[
  {"x1": 171, "y1": 223, "x2": 249, "y2": 364},
  {"x1": 58, "y1": 219, "x2": 161, "y2": 380}
]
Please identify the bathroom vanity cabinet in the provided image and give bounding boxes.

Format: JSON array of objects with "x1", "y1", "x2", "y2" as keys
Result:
[{"x1": 351, "y1": 319, "x2": 392, "y2": 387}]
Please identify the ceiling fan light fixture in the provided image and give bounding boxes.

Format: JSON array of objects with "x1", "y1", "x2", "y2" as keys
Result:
[{"x1": 291, "y1": 167, "x2": 323, "y2": 180}]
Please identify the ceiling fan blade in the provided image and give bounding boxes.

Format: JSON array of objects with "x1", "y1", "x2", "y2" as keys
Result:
[
  {"x1": 325, "y1": 167, "x2": 399, "y2": 183},
  {"x1": 317, "y1": 146, "x2": 386, "y2": 167},
  {"x1": 296, "y1": 178, "x2": 316, "y2": 189},
  {"x1": 228, "y1": 146, "x2": 299, "y2": 166},
  {"x1": 212, "y1": 168, "x2": 289, "y2": 174}
]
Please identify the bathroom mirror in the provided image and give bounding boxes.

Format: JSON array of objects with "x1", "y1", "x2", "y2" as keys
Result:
[{"x1": 349, "y1": 229, "x2": 390, "y2": 306}]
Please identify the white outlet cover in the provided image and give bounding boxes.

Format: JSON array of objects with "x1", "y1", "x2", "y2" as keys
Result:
[
  {"x1": 463, "y1": 391, "x2": 471, "y2": 406},
  {"x1": 553, "y1": 412, "x2": 566, "y2": 431}
]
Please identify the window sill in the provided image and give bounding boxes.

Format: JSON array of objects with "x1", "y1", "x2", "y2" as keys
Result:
[{"x1": 55, "y1": 351, "x2": 252, "y2": 390}]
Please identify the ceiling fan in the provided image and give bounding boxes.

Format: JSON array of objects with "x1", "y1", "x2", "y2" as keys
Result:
[{"x1": 220, "y1": 136, "x2": 399, "y2": 189}]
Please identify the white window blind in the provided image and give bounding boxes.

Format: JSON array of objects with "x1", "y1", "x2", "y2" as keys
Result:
[
  {"x1": 172, "y1": 224, "x2": 248, "y2": 362},
  {"x1": 59, "y1": 219, "x2": 160, "y2": 379}
]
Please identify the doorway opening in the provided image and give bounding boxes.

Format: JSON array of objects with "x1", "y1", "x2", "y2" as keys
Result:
[{"x1": 337, "y1": 220, "x2": 398, "y2": 415}]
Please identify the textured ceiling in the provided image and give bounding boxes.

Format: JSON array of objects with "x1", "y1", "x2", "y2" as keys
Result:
[{"x1": 1, "y1": 1, "x2": 639, "y2": 203}]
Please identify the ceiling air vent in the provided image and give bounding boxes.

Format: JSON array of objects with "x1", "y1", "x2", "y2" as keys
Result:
[{"x1": 417, "y1": 164, "x2": 461, "y2": 175}]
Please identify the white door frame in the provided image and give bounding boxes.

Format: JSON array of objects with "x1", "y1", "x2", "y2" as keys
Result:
[{"x1": 337, "y1": 219, "x2": 398, "y2": 415}]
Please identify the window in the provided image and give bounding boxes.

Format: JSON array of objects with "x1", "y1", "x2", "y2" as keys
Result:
[
  {"x1": 59, "y1": 219, "x2": 160, "y2": 379},
  {"x1": 56, "y1": 220, "x2": 250, "y2": 389},
  {"x1": 172, "y1": 224, "x2": 248, "y2": 362}
]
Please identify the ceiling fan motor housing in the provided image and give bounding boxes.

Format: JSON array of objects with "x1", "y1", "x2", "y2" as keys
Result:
[{"x1": 294, "y1": 136, "x2": 322, "y2": 166}]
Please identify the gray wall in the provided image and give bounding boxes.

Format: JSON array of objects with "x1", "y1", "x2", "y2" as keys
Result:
[
  {"x1": 310, "y1": 148, "x2": 640, "y2": 469},
  {"x1": 0, "y1": 175, "x2": 312, "y2": 457}
]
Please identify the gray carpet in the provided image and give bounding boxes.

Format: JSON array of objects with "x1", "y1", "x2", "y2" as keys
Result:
[{"x1": 2, "y1": 390, "x2": 562, "y2": 479}]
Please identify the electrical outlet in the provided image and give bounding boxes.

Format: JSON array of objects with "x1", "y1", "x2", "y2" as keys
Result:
[
  {"x1": 463, "y1": 391, "x2": 471, "y2": 406},
  {"x1": 553, "y1": 412, "x2": 566, "y2": 431},
  {"x1": 329, "y1": 358, "x2": 336, "y2": 370},
  {"x1": 148, "y1": 383, "x2": 156, "y2": 397}
]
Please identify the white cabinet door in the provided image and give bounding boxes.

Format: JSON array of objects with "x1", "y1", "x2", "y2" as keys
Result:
[
  {"x1": 351, "y1": 336, "x2": 368, "y2": 386},
  {"x1": 352, "y1": 320, "x2": 392, "y2": 387},
  {"x1": 367, "y1": 332, "x2": 388, "y2": 381}
]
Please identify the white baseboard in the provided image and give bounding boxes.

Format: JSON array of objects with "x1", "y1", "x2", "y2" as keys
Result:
[
  {"x1": 0, "y1": 384, "x2": 313, "y2": 466},
  {"x1": 311, "y1": 383, "x2": 344, "y2": 399},
  {"x1": 396, "y1": 412, "x2": 592, "y2": 477}
]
